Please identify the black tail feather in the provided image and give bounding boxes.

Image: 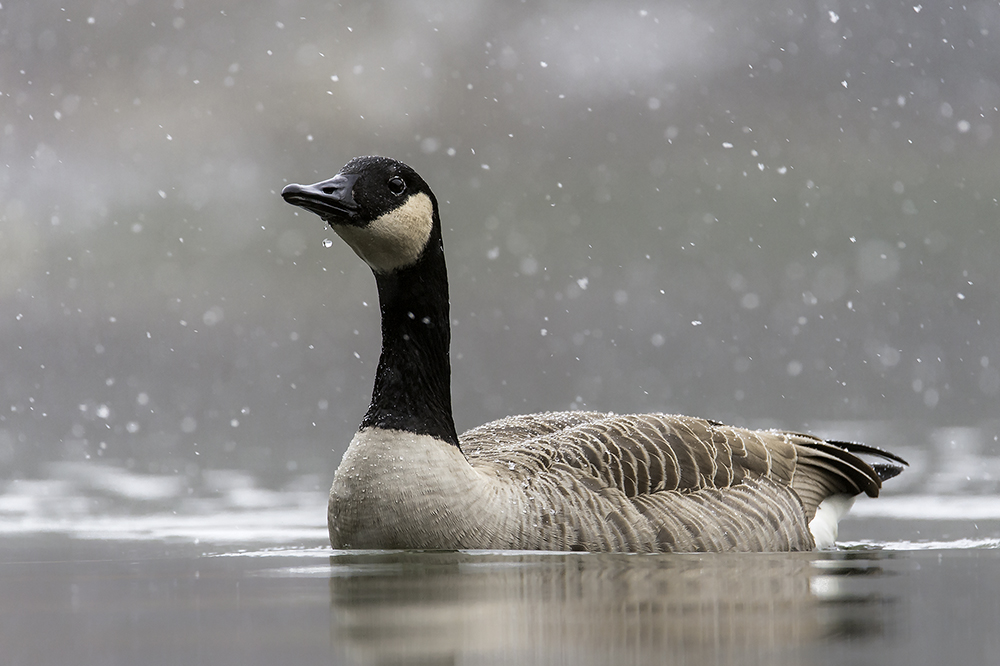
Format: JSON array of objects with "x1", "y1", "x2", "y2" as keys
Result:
[
  {"x1": 828, "y1": 439, "x2": 908, "y2": 482},
  {"x1": 871, "y1": 462, "x2": 905, "y2": 482},
  {"x1": 828, "y1": 439, "x2": 909, "y2": 465}
]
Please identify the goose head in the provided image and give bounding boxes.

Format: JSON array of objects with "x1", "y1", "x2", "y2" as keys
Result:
[
  {"x1": 282, "y1": 156, "x2": 458, "y2": 445},
  {"x1": 281, "y1": 155, "x2": 440, "y2": 274}
]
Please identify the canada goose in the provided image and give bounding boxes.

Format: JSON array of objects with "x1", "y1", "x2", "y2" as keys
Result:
[{"x1": 281, "y1": 155, "x2": 906, "y2": 552}]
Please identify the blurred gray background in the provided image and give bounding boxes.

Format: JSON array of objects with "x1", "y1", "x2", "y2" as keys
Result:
[{"x1": 1, "y1": 0, "x2": 998, "y2": 493}]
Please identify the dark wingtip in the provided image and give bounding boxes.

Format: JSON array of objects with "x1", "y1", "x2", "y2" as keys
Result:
[
  {"x1": 826, "y1": 439, "x2": 908, "y2": 487},
  {"x1": 871, "y1": 462, "x2": 906, "y2": 482},
  {"x1": 828, "y1": 439, "x2": 909, "y2": 466}
]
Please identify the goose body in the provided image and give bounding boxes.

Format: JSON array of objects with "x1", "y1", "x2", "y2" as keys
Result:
[{"x1": 281, "y1": 155, "x2": 905, "y2": 552}]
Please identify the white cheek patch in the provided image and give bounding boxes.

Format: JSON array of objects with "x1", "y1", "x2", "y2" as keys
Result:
[{"x1": 333, "y1": 192, "x2": 434, "y2": 273}]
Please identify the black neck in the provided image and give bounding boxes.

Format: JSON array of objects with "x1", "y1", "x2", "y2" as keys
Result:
[{"x1": 361, "y1": 231, "x2": 459, "y2": 447}]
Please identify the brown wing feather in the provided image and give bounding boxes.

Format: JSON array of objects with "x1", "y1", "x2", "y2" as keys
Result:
[
  {"x1": 460, "y1": 411, "x2": 605, "y2": 451},
  {"x1": 460, "y1": 411, "x2": 898, "y2": 522}
]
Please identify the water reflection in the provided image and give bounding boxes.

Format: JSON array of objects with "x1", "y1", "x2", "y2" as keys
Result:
[{"x1": 327, "y1": 550, "x2": 902, "y2": 665}]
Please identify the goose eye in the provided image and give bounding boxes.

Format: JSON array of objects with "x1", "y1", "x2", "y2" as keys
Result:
[{"x1": 387, "y1": 176, "x2": 406, "y2": 196}]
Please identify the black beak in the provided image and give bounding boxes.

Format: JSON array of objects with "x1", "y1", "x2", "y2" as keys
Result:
[{"x1": 281, "y1": 173, "x2": 361, "y2": 224}]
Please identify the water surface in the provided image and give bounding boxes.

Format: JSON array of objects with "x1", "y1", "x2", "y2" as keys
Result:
[{"x1": 3, "y1": 487, "x2": 999, "y2": 666}]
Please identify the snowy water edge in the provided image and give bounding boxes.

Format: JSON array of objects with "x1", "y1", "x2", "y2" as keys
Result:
[{"x1": 1, "y1": 441, "x2": 999, "y2": 551}]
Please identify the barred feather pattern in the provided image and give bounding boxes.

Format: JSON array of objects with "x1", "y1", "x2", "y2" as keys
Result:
[{"x1": 328, "y1": 411, "x2": 892, "y2": 553}]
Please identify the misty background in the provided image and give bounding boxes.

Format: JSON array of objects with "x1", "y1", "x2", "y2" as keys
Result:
[{"x1": 1, "y1": 0, "x2": 998, "y2": 505}]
